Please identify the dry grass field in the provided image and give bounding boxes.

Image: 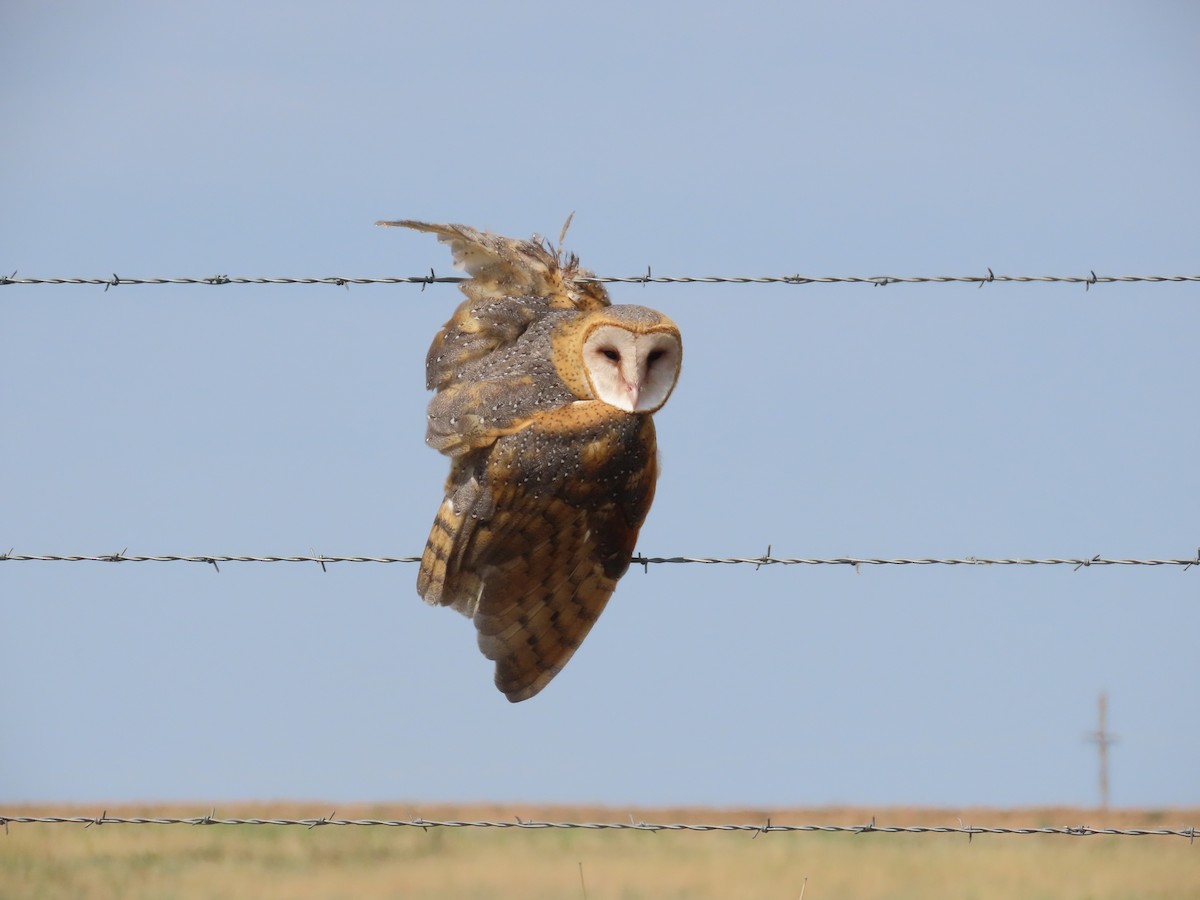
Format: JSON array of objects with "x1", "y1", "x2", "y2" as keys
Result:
[{"x1": 3, "y1": 803, "x2": 1197, "y2": 899}]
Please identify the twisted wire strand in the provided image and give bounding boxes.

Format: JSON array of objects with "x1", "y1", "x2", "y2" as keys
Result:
[
  {"x1": 3, "y1": 272, "x2": 1200, "y2": 289},
  {"x1": 3, "y1": 551, "x2": 1198, "y2": 571},
  {"x1": 0, "y1": 812, "x2": 1195, "y2": 840}
]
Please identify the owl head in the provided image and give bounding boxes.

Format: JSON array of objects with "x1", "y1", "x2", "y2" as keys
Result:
[{"x1": 556, "y1": 306, "x2": 682, "y2": 413}]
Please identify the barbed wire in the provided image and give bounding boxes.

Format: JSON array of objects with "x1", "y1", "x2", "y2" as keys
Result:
[
  {"x1": 3, "y1": 550, "x2": 1198, "y2": 572},
  {"x1": 3, "y1": 271, "x2": 1200, "y2": 290},
  {"x1": 1, "y1": 811, "x2": 1195, "y2": 840}
]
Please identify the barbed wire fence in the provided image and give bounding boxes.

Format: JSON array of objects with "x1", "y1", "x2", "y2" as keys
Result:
[
  {"x1": 4, "y1": 271, "x2": 1197, "y2": 845},
  {"x1": 3, "y1": 550, "x2": 1199, "y2": 572},
  {"x1": 2, "y1": 812, "x2": 1196, "y2": 841},
  {"x1": 3, "y1": 544, "x2": 1196, "y2": 842},
  {"x1": 3, "y1": 271, "x2": 1200, "y2": 290}
]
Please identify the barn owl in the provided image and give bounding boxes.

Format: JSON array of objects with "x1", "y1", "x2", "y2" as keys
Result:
[{"x1": 377, "y1": 218, "x2": 682, "y2": 702}]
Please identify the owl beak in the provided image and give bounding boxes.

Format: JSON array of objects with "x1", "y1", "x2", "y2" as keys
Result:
[{"x1": 623, "y1": 381, "x2": 640, "y2": 411}]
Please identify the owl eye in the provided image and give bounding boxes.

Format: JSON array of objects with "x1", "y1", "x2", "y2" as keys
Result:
[
  {"x1": 600, "y1": 348, "x2": 621, "y2": 362},
  {"x1": 646, "y1": 349, "x2": 665, "y2": 364}
]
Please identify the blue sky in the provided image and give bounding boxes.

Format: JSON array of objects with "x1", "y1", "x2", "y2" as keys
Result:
[{"x1": 2, "y1": 1, "x2": 1197, "y2": 809}]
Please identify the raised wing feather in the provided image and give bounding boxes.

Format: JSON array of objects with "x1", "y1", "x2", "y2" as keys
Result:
[
  {"x1": 378, "y1": 220, "x2": 559, "y2": 297},
  {"x1": 378, "y1": 219, "x2": 610, "y2": 390},
  {"x1": 376, "y1": 218, "x2": 610, "y2": 307}
]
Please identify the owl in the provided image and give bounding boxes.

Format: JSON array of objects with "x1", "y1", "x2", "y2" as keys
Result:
[{"x1": 377, "y1": 218, "x2": 682, "y2": 701}]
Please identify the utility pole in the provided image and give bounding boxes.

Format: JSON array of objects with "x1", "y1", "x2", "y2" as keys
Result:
[{"x1": 1085, "y1": 691, "x2": 1117, "y2": 810}]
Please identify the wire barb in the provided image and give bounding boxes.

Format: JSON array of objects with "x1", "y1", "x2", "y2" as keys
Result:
[
  {"x1": 311, "y1": 548, "x2": 327, "y2": 573},
  {"x1": 307, "y1": 810, "x2": 336, "y2": 830},
  {"x1": 957, "y1": 816, "x2": 975, "y2": 843},
  {"x1": 855, "y1": 816, "x2": 878, "y2": 835}
]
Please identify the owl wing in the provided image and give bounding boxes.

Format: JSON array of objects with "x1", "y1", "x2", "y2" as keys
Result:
[
  {"x1": 423, "y1": 294, "x2": 552, "y2": 391},
  {"x1": 423, "y1": 314, "x2": 577, "y2": 456},
  {"x1": 376, "y1": 219, "x2": 611, "y2": 389},
  {"x1": 418, "y1": 403, "x2": 659, "y2": 702}
]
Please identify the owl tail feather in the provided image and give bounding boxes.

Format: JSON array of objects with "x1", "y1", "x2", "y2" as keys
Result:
[{"x1": 417, "y1": 496, "x2": 483, "y2": 617}]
